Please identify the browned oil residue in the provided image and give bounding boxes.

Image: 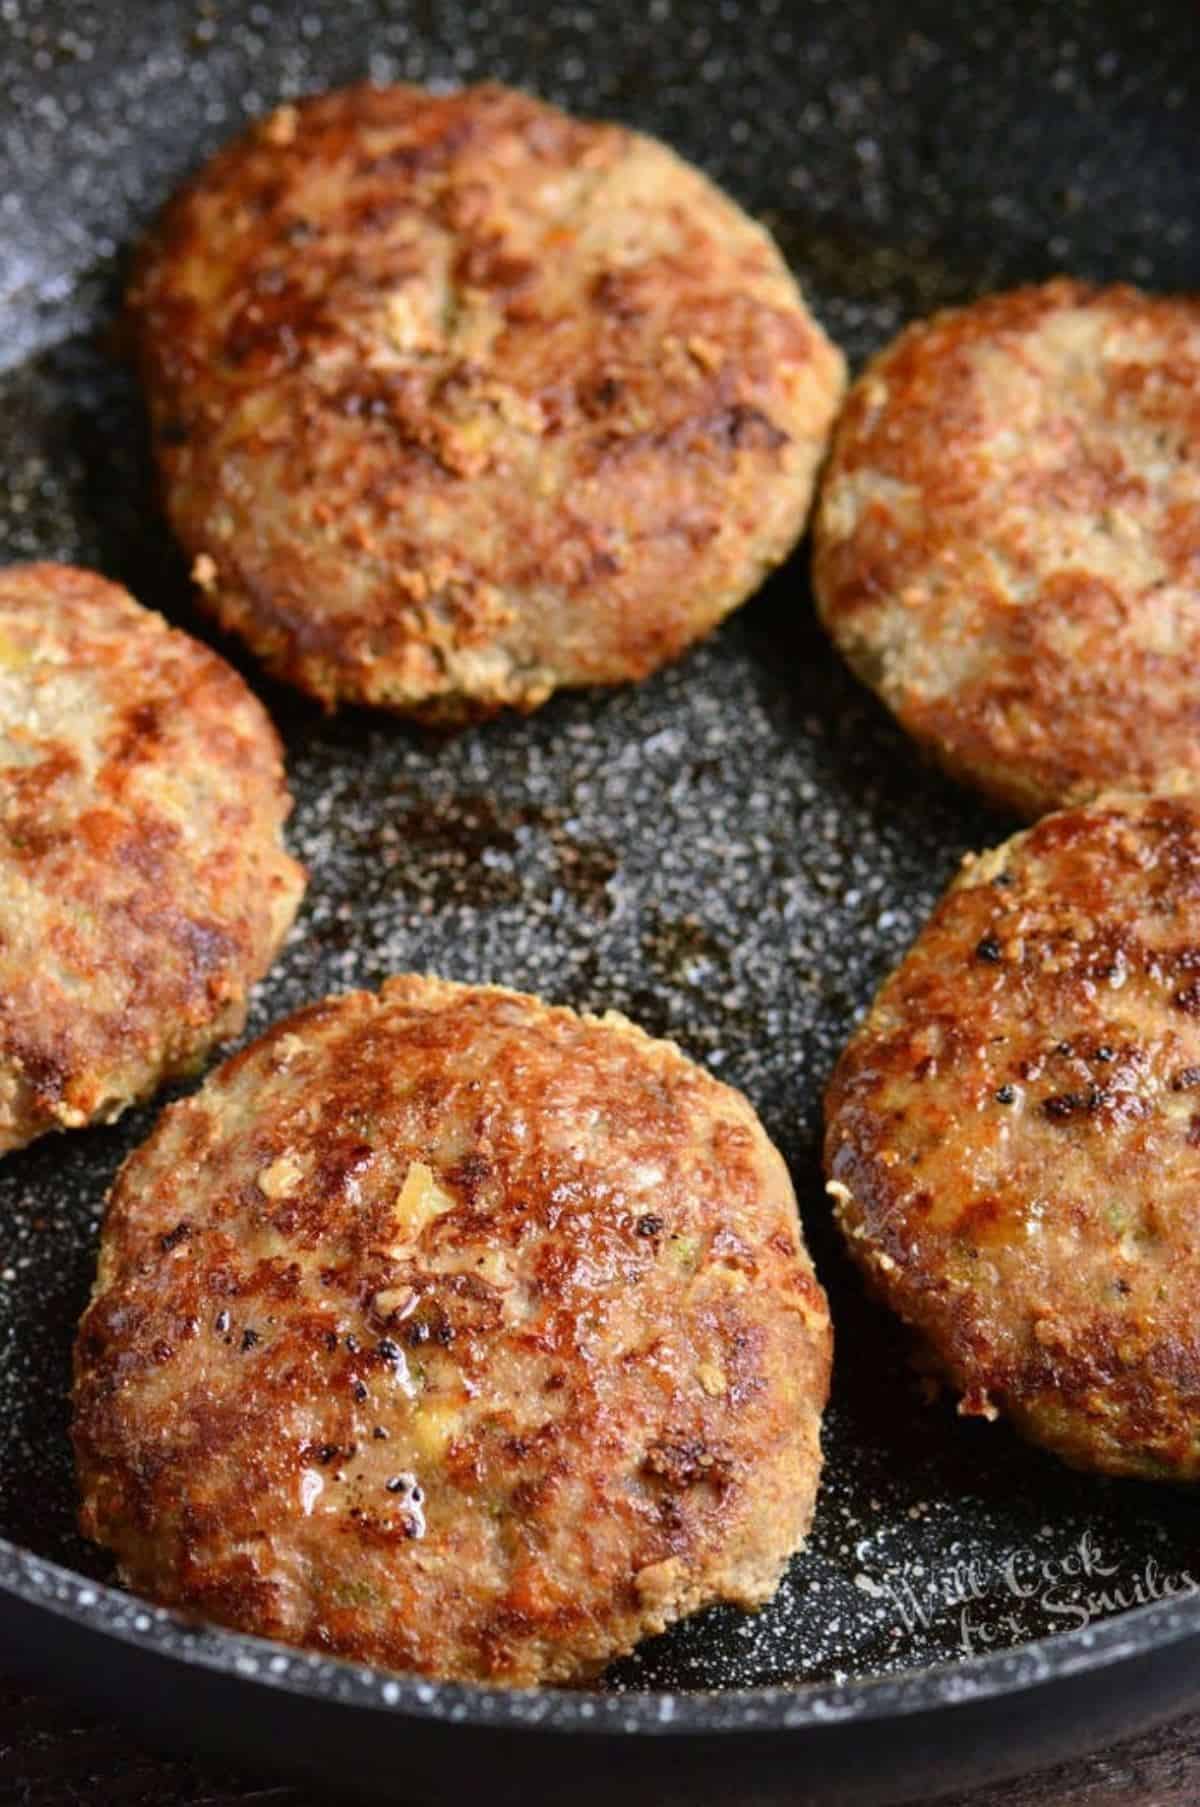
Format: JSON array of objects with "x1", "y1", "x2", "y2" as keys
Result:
[{"x1": 355, "y1": 790, "x2": 618, "y2": 915}]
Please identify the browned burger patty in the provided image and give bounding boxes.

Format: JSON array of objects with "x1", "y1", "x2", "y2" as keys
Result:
[
  {"x1": 813, "y1": 280, "x2": 1200, "y2": 818},
  {"x1": 0, "y1": 562, "x2": 304, "y2": 1154},
  {"x1": 131, "y1": 81, "x2": 846, "y2": 719},
  {"x1": 74, "y1": 975, "x2": 832, "y2": 1684},
  {"x1": 824, "y1": 779, "x2": 1200, "y2": 1482}
]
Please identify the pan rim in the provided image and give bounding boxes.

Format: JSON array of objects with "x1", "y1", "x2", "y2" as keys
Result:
[{"x1": 2, "y1": 1533, "x2": 1198, "y2": 1734}]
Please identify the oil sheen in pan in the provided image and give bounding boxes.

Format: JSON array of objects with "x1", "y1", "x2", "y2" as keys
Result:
[{"x1": 0, "y1": 0, "x2": 1199, "y2": 1697}]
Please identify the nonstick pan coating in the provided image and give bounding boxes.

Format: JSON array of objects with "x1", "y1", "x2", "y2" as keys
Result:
[{"x1": 1, "y1": 1, "x2": 1200, "y2": 1801}]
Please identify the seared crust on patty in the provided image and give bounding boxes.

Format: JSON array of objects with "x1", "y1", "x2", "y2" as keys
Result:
[
  {"x1": 0, "y1": 562, "x2": 304, "y2": 1153},
  {"x1": 825, "y1": 779, "x2": 1200, "y2": 1481},
  {"x1": 74, "y1": 975, "x2": 831, "y2": 1683},
  {"x1": 130, "y1": 81, "x2": 846, "y2": 718},
  {"x1": 813, "y1": 279, "x2": 1200, "y2": 817}
]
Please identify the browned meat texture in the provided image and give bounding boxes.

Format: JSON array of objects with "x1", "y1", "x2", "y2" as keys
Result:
[
  {"x1": 74, "y1": 976, "x2": 831, "y2": 1684},
  {"x1": 825, "y1": 780, "x2": 1200, "y2": 1481},
  {"x1": 813, "y1": 279, "x2": 1200, "y2": 818},
  {"x1": 0, "y1": 562, "x2": 304, "y2": 1153},
  {"x1": 131, "y1": 81, "x2": 846, "y2": 718}
]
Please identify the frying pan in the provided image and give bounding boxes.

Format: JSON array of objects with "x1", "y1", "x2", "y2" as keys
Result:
[{"x1": 1, "y1": 1, "x2": 1199, "y2": 1801}]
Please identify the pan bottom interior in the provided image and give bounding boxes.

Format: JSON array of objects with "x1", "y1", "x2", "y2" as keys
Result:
[{"x1": 2, "y1": 318, "x2": 1198, "y2": 1698}]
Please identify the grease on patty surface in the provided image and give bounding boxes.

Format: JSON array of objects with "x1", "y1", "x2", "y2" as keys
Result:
[
  {"x1": 825, "y1": 780, "x2": 1200, "y2": 1481},
  {"x1": 0, "y1": 562, "x2": 304, "y2": 1154},
  {"x1": 131, "y1": 81, "x2": 846, "y2": 718},
  {"x1": 74, "y1": 976, "x2": 832, "y2": 1683},
  {"x1": 813, "y1": 280, "x2": 1200, "y2": 817}
]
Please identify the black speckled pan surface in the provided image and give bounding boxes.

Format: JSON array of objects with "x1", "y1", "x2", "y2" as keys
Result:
[{"x1": 2, "y1": 2, "x2": 1200, "y2": 1803}]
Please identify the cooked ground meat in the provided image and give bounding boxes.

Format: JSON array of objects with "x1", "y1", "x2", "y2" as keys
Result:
[
  {"x1": 825, "y1": 779, "x2": 1200, "y2": 1481},
  {"x1": 132, "y1": 81, "x2": 845, "y2": 719},
  {"x1": 0, "y1": 562, "x2": 304, "y2": 1154},
  {"x1": 75, "y1": 975, "x2": 832, "y2": 1682},
  {"x1": 813, "y1": 280, "x2": 1200, "y2": 817}
]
